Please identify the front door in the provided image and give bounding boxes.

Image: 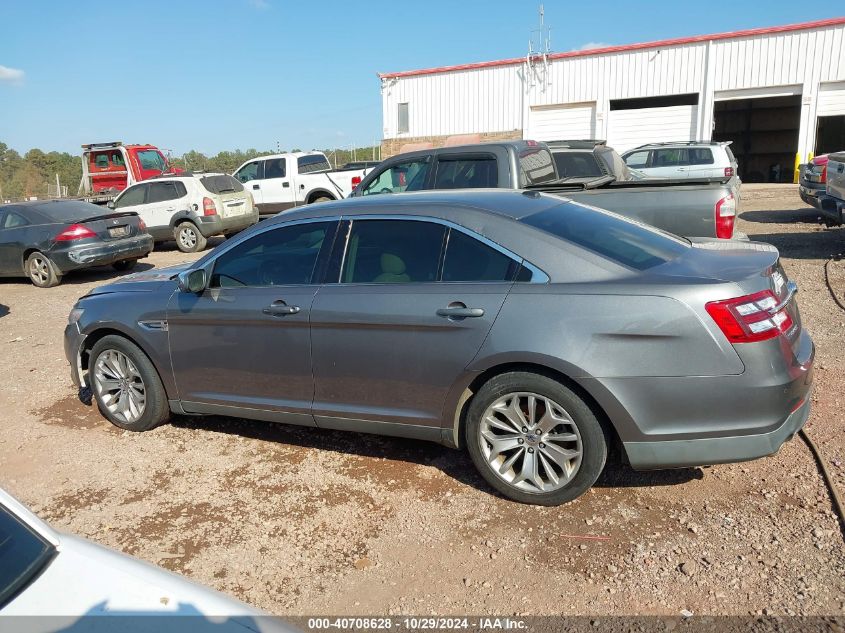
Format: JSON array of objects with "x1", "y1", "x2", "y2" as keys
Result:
[
  {"x1": 310, "y1": 218, "x2": 517, "y2": 433},
  {"x1": 233, "y1": 160, "x2": 265, "y2": 208},
  {"x1": 168, "y1": 219, "x2": 338, "y2": 424}
]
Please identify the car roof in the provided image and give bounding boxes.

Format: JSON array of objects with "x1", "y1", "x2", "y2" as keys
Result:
[
  {"x1": 245, "y1": 151, "x2": 325, "y2": 162},
  {"x1": 628, "y1": 141, "x2": 730, "y2": 150},
  {"x1": 382, "y1": 140, "x2": 541, "y2": 162},
  {"x1": 265, "y1": 189, "x2": 566, "y2": 224}
]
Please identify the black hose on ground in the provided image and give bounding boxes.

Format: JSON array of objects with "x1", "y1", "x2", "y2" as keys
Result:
[{"x1": 806, "y1": 257, "x2": 845, "y2": 540}]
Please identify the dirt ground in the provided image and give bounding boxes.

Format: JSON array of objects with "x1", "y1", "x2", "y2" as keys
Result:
[{"x1": 1, "y1": 185, "x2": 843, "y2": 617}]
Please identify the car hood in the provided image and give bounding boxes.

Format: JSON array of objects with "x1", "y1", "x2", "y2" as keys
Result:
[{"x1": 86, "y1": 263, "x2": 192, "y2": 297}]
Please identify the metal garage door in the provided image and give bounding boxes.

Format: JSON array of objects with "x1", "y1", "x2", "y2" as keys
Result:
[
  {"x1": 818, "y1": 82, "x2": 845, "y2": 116},
  {"x1": 527, "y1": 103, "x2": 596, "y2": 141},
  {"x1": 607, "y1": 105, "x2": 698, "y2": 153}
]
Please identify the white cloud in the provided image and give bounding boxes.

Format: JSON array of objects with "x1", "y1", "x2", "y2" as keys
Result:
[
  {"x1": 0, "y1": 65, "x2": 24, "y2": 83},
  {"x1": 575, "y1": 42, "x2": 611, "y2": 51}
]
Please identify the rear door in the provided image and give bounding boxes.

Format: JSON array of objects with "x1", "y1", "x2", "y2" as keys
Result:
[
  {"x1": 649, "y1": 148, "x2": 687, "y2": 179},
  {"x1": 310, "y1": 217, "x2": 517, "y2": 433}
]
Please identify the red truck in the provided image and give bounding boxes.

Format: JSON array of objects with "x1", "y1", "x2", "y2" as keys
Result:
[{"x1": 76, "y1": 141, "x2": 181, "y2": 204}]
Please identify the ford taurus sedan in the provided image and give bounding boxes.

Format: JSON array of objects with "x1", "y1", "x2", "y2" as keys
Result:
[
  {"x1": 0, "y1": 200, "x2": 152, "y2": 287},
  {"x1": 64, "y1": 190, "x2": 814, "y2": 505}
]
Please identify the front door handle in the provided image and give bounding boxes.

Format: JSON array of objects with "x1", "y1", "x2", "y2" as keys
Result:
[
  {"x1": 283, "y1": 182, "x2": 290, "y2": 188},
  {"x1": 436, "y1": 306, "x2": 484, "y2": 319},
  {"x1": 262, "y1": 301, "x2": 300, "y2": 316},
  {"x1": 252, "y1": 183, "x2": 260, "y2": 190}
]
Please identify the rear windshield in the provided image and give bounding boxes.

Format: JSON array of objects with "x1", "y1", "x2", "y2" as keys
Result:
[
  {"x1": 201, "y1": 175, "x2": 244, "y2": 194},
  {"x1": 522, "y1": 201, "x2": 689, "y2": 270},
  {"x1": 298, "y1": 155, "x2": 331, "y2": 174},
  {"x1": 31, "y1": 200, "x2": 106, "y2": 223},
  {"x1": 519, "y1": 148, "x2": 558, "y2": 185},
  {"x1": 0, "y1": 504, "x2": 55, "y2": 607},
  {"x1": 552, "y1": 152, "x2": 604, "y2": 178}
]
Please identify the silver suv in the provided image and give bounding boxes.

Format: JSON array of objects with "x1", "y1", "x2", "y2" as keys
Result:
[{"x1": 622, "y1": 141, "x2": 741, "y2": 195}]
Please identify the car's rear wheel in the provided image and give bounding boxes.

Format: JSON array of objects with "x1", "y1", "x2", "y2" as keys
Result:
[
  {"x1": 89, "y1": 335, "x2": 169, "y2": 431},
  {"x1": 112, "y1": 259, "x2": 138, "y2": 271},
  {"x1": 26, "y1": 251, "x2": 61, "y2": 288},
  {"x1": 175, "y1": 221, "x2": 207, "y2": 253},
  {"x1": 465, "y1": 371, "x2": 607, "y2": 506}
]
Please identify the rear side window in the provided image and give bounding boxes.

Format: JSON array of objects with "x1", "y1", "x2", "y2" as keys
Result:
[
  {"x1": 147, "y1": 182, "x2": 184, "y2": 203},
  {"x1": 2, "y1": 212, "x2": 29, "y2": 229},
  {"x1": 298, "y1": 155, "x2": 331, "y2": 174},
  {"x1": 434, "y1": 157, "x2": 498, "y2": 189},
  {"x1": 341, "y1": 219, "x2": 445, "y2": 283},
  {"x1": 201, "y1": 175, "x2": 244, "y2": 194},
  {"x1": 552, "y1": 152, "x2": 604, "y2": 178},
  {"x1": 94, "y1": 154, "x2": 109, "y2": 169},
  {"x1": 522, "y1": 201, "x2": 689, "y2": 270},
  {"x1": 442, "y1": 229, "x2": 518, "y2": 282},
  {"x1": 688, "y1": 148, "x2": 714, "y2": 165},
  {"x1": 264, "y1": 158, "x2": 286, "y2": 179},
  {"x1": 115, "y1": 184, "x2": 147, "y2": 208},
  {"x1": 0, "y1": 504, "x2": 55, "y2": 607},
  {"x1": 519, "y1": 147, "x2": 557, "y2": 185},
  {"x1": 653, "y1": 149, "x2": 686, "y2": 167},
  {"x1": 362, "y1": 158, "x2": 430, "y2": 196}
]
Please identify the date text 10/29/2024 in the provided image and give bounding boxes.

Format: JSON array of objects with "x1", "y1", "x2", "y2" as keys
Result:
[{"x1": 306, "y1": 617, "x2": 527, "y2": 630}]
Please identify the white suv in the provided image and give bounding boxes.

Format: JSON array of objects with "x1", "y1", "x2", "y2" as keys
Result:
[
  {"x1": 622, "y1": 141, "x2": 741, "y2": 196},
  {"x1": 110, "y1": 174, "x2": 259, "y2": 252}
]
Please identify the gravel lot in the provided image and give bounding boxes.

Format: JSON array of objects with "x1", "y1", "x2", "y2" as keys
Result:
[{"x1": 1, "y1": 185, "x2": 843, "y2": 617}]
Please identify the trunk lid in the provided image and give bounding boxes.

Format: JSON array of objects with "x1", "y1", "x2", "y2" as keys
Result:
[{"x1": 78, "y1": 211, "x2": 145, "y2": 242}]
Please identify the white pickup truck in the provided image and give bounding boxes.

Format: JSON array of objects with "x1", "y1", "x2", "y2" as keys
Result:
[{"x1": 232, "y1": 151, "x2": 372, "y2": 217}]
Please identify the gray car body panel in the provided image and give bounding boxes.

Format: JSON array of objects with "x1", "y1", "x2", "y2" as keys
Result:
[{"x1": 64, "y1": 191, "x2": 814, "y2": 471}]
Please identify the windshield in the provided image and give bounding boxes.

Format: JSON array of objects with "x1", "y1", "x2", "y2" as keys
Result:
[
  {"x1": 552, "y1": 151, "x2": 604, "y2": 178},
  {"x1": 0, "y1": 504, "x2": 55, "y2": 607},
  {"x1": 522, "y1": 201, "x2": 689, "y2": 270}
]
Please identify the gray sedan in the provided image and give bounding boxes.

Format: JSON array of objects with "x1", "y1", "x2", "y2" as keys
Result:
[{"x1": 64, "y1": 190, "x2": 814, "y2": 505}]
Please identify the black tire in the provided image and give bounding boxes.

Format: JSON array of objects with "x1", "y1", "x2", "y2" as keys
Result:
[
  {"x1": 112, "y1": 259, "x2": 138, "y2": 271},
  {"x1": 25, "y1": 251, "x2": 62, "y2": 288},
  {"x1": 465, "y1": 371, "x2": 608, "y2": 506},
  {"x1": 89, "y1": 335, "x2": 170, "y2": 432},
  {"x1": 174, "y1": 221, "x2": 207, "y2": 253}
]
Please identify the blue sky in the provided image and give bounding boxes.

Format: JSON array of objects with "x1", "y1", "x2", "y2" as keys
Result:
[{"x1": 0, "y1": 1, "x2": 841, "y2": 155}]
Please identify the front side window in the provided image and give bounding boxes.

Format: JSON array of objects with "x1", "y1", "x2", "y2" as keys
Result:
[
  {"x1": 135, "y1": 150, "x2": 166, "y2": 171},
  {"x1": 624, "y1": 151, "x2": 650, "y2": 168},
  {"x1": 434, "y1": 157, "x2": 498, "y2": 189},
  {"x1": 0, "y1": 504, "x2": 55, "y2": 607},
  {"x1": 442, "y1": 229, "x2": 519, "y2": 282},
  {"x1": 234, "y1": 161, "x2": 263, "y2": 183},
  {"x1": 114, "y1": 184, "x2": 147, "y2": 208},
  {"x1": 362, "y1": 159, "x2": 430, "y2": 196},
  {"x1": 210, "y1": 222, "x2": 333, "y2": 288},
  {"x1": 264, "y1": 158, "x2": 287, "y2": 179},
  {"x1": 341, "y1": 219, "x2": 444, "y2": 283},
  {"x1": 147, "y1": 182, "x2": 183, "y2": 204}
]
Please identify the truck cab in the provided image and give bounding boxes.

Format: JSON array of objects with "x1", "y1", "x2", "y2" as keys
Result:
[{"x1": 78, "y1": 142, "x2": 176, "y2": 203}]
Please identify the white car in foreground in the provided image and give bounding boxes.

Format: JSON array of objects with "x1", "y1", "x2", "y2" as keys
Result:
[{"x1": 0, "y1": 488, "x2": 289, "y2": 631}]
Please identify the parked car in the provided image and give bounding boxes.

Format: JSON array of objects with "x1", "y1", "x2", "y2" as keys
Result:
[
  {"x1": 622, "y1": 141, "x2": 741, "y2": 197},
  {"x1": 351, "y1": 141, "x2": 740, "y2": 239},
  {"x1": 110, "y1": 173, "x2": 258, "y2": 253},
  {"x1": 798, "y1": 154, "x2": 829, "y2": 209},
  {"x1": 0, "y1": 487, "x2": 286, "y2": 627},
  {"x1": 544, "y1": 140, "x2": 646, "y2": 181},
  {"x1": 0, "y1": 200, "x2": 152, "y2": 287},
  {"x1": 65, "y1": 190, "x2": 813, "y2": 506},
  {"x1": 232, "y1": 151, "x2": 373, "y2": 218},
  {"x1": 818, "y1": 151, "x2": 845, "y2": 226}
]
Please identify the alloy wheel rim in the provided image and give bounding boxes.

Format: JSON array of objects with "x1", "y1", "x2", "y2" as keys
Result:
[
  {"x1": 29, "y1": 257, "x2": 49, "y2": 284},
  {"x1": 479, "y1": 392, "x2": 583, "y2": 493},
  {"x1": 93, "y1": 349, "x2": 146, "y2": 424},
  {"x1": 179, "y1": 227, "x2": 197, "y2": 248}
]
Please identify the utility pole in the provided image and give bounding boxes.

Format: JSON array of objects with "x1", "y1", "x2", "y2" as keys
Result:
[{"x1": 56, "y1": 173, "x2": 61, "y2": 198}]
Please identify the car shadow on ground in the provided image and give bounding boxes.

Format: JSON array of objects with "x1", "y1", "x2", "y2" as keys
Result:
[
  {"x1": 748, "y1": 230, "x2": 845, "y2": 261},
  {"x1": 170, "y1": 414, "x2": 702, "y2": 499},
  {"x1": 740, "y1": 207, "x2": 824, "y2": 225},
  {"x1": 153, "y1": 237, "x2": 225, "y2": 253}
]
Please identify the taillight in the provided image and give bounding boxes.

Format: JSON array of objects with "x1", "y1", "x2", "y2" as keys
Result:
[
  {"x1": 724, "y1": 166, "x2": 734, "y2": 178},
  {"x1": 715, "y1": 194, "x2": 736, "y2": 239},
  {"x1": 138, "y1": 218, "x2": 147, "y2": 232},
  {"x1": 202, "y1": 197, "x2": 218, "y2": 216},
  {"x1": 706, "y1": 290, "x2": 793, "y2": 343},
  {"x1": 821, "y1": 165, "x2": 827, "y2": 184},
  {"x1": 351, "y1": 176, "x2": 361, "y2": 191},
  {"x1": 55, "y1": 224, "x2": 97, "y2": 241}
]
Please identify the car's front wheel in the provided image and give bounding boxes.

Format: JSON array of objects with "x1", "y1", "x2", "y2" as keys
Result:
[
  {"x1": 26, "y1": 251, "x2": 61, "y2": 288},
  {"x1": 465, "y1": 371, "x2": 608, "y2": 506},
  {"x1": 175, "y1": 221, "x2": 207, "y2": 253},
  {"x1": 112, "y1": 259, "x2": 137, "y2": 271},
  {"x1": 89, "y1": 335, "x2": 170, "y2": 431}
]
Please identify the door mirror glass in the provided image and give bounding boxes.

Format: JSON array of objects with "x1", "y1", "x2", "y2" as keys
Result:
[
  {"x1": 106, "y1": 201, "x2": 115, "y2": 209},
  {"x1": 178, "y1": 269, "x2": 207, "y2": 293}
]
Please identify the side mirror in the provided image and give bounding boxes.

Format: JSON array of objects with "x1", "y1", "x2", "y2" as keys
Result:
[
  {"x1": 177, "y1": 269, "x2": 207, "y2": 293},
  {"x1": 107, "y1": 201, "x2": 116, "y2": 209}
]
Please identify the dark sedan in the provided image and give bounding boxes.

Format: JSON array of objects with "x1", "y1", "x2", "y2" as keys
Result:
[
  {"x1": 64, "y1": 190, "x2": 813, "y2": 505},
  {"x1": 0, "y1": 200, "x2": 153, "y2": 287}
]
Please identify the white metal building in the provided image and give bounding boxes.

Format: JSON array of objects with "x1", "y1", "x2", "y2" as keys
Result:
[{"x1": 379, "y1": 17, "x2": 845, "y2": 182}]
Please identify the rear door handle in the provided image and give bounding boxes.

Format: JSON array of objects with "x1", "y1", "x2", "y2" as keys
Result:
[
  {"x1": 436, "y1": 306, "x2": 484, "y2": 318},
  {"x1": 263, "y1": 301, "x2": 300, "y2": 316}
]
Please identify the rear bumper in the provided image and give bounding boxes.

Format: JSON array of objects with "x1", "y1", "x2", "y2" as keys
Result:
[
  {"x1": 799, "y1": 182, "x2": 825, "y2": 208},
  {"x1": 818, "y1": 194, "x2": 844, "y2": 226},
  {"x1": 195, "y1": 209, "x2": 258, "y2": 237},
  {"x1": 52, "y1": 234, "x2": 154, "y2": 273}
]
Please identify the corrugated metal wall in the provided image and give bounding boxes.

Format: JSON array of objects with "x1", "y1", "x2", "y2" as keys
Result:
[{"x1": 382, "y1": 22, "x2": 845, "y2": 159}]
